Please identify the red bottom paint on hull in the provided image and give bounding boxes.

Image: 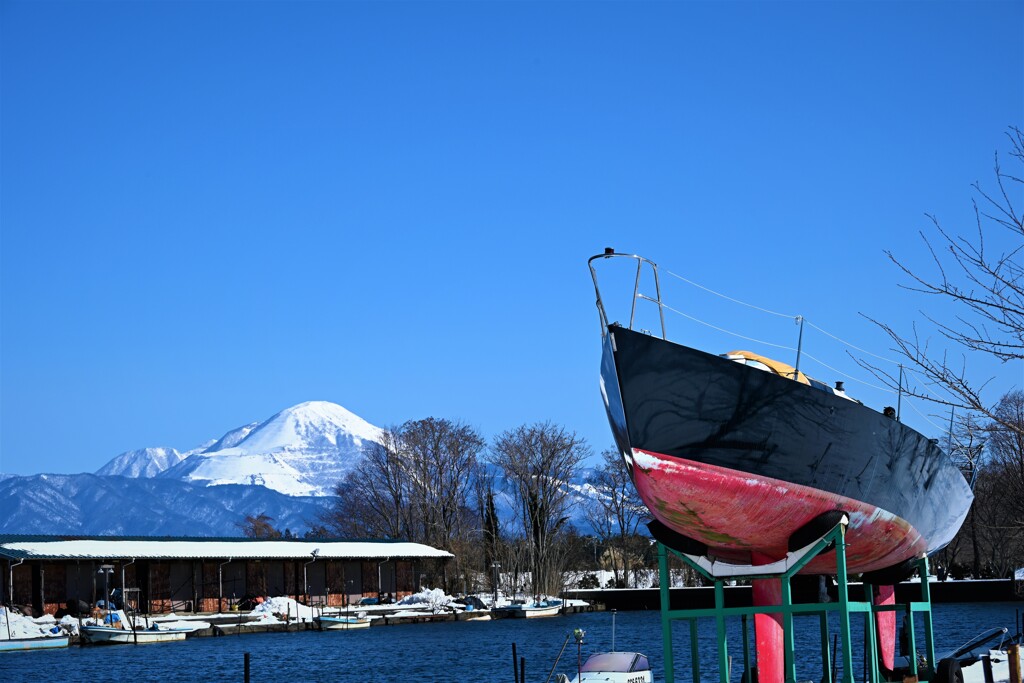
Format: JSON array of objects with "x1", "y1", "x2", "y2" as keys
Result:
[{"x1": 629, "y1": 448, "x2": 929, "y2": 575}]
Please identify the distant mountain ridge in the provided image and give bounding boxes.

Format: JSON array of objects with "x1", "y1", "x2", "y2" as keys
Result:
[
  {"x1": 2, "y1": 400, "x2": 602, "y2": 537},
  {"x1": 0, "y1": 473, "x2": 331, "y2": 536},
  {"x1": 96, "y1": 447, "x2": 186, "y2": 478},
  {"x1": 0, "y1": 401, "x2": 381, "y2": 536}
]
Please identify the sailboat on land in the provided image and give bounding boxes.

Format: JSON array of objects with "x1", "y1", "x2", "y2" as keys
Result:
[{"x1": 589, "y1": 250, "x2": 974, "y2": 579}]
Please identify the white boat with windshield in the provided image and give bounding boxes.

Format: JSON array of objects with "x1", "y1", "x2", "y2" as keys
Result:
[{"x1": 557, "y1": 652, "x2": 653, "y2": 683}]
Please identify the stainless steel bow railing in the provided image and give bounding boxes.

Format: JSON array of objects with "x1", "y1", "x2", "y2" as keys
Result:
[{"x1": 588, "y1": 248, "x2": 666, "y2": 340}]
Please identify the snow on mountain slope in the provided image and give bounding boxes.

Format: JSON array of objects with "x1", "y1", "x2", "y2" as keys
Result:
[
  {"x1": 96, "y1": 447, "x2": 185, "y2": 478},
  {"x1": 165, "y1": 452, "x2": 316, "y2": 496},
  {"x1": 161, "y1": 401, "x2": 383, "y2": 496},
  {"x1": 202, "y1": 421, "x2": 259, "y2": 453},
  {"x1": 227, "y1": 401, "x2": 382, "y2": 454}
]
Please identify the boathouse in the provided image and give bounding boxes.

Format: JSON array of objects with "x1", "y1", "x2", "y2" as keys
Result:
[{"x1": 0, "y1": 535, "x2": 453, "y2": 617}]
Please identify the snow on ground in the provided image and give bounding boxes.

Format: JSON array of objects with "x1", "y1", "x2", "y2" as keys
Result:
[
  {"x1": 0, "y1": 607, "x2": 67, "y2": 640},
  {"x1": 397, "y1": 588, "x2": 452, "y2": 613},
  {"x1": 58, "y1": 615, "x2": 81, "y2": 635},
  {"x1": 249, "y1": 596, "x2": 318, "y2": 622}
]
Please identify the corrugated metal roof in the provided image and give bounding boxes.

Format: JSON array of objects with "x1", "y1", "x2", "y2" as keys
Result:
[{"x1": 0, "y1": 536, "x2": 453, "y2": 561}]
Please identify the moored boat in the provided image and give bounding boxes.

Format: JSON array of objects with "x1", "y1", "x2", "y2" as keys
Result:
[
  {"x1": 0, "y1": 634, "x2": 70, "y2": 653},
  {"x1": 897, "y1": 626, "x2": 1020, "y2": 683},
  {"x1": 589, "y1": 251, "x2": 974, "y2": 577},
  {"x1": 559, "y1": 652, "x2": 653, "y2": 683},
  {"x1": 81, "y1": 624, "x2": 188, "y2": 644},
  {"x1": 494, "y1": 599, "x2": 562, "y2": 618},
  {"x1": 316, "y1": 615, "x2": 371, "y2": 630}
]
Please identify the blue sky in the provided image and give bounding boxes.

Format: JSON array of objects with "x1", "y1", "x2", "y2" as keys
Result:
[{"x1": 2, "y1": 1, "x2": 1022, "y2": 476}]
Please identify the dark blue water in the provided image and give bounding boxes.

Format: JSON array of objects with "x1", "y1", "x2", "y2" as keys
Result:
[{"x1": 1, "y1": 603, "x2": 1021, "y2": 682}]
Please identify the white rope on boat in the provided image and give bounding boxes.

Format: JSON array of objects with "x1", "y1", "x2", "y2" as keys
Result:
[
  {"x1": 663, "y1": 269, "x2": 799, "y2": 320},
  {"x1": 658, "y1": 302, "x2": 798, "y2": 352},
  {"x1": 797, "y1": 351, "x2": 896, "y2": 393},
  {"x1": 654, "y1": 265, "x2": 970, "y2": 438},
  {"x1": 804, "y1": 320, "x2": 901, "y2": 365},
  {"x1": 902, "y1": 397, "x2": 949, "y2": 434}
]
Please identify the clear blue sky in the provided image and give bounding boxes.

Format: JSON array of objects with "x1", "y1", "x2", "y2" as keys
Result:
[{"x1": 2, "y1": 1, "x2": 1022, "y2": 476}]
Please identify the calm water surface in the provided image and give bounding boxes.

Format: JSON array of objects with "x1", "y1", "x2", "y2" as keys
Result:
[{"x1": 2, "y1": 603, "x2": 1022, "y2": 682}]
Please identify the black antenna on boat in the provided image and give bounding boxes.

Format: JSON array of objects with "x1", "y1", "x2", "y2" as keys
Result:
[
  {"x1": 794, "y1": 315, "x2": 805, "y2": 377},
  {"x1": 543, "y1": 633, "x2": 573, "y2": 683},
  {"x1": 897, "y1": 364, "x2": 904, "y2": 421},
  {"x1": 611, "y1": 608, "x2": 617, "y2": 651}
]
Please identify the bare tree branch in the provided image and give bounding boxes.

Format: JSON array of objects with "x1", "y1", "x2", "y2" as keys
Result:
[{"x1": 860, "y1": 127, "x2": 1024, "y2": 439}]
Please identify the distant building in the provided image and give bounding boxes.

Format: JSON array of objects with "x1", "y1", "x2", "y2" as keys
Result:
[{"x1": 0, "y1": 535, "x2": 452, "y2": 616}]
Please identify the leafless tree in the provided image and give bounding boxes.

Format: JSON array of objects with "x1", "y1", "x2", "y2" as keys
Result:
[
  {"x1": 237, "y1": 513, "x2": 282, "y2": 539},
  {"x1": 320, "y1": 418, "x2": 485, "y2": 591},
  {"x1": 401, "y1": 418, "x2": 485, "y2": 552},
  {"x1": 490, "y1": 422, "x2": 590, "y2": 598},
  {"x1": 862, "y1": 127, "x2": 1023, "y2": 437},
  {"x1": 585, "y1": 448, "x2": 647, "y2": 587},
  {"x1": 321, "y1": 425, "x2": 412, "y2": 539},
  {"x1": 401, "y1": 417, "x2": 485, "y2": 589},
  {"x1": 985, "y1": 390, "x2": 1024, "y2": 527},
  {"x1": 938, "y1": 391, "x2": 1024, "y2": 578}
]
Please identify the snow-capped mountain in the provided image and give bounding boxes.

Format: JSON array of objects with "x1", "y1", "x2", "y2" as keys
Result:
[
  {"x1": 158, "y1": 401, "x2": 383, "y2": 497},
  {"x1": 2, "y1": 400, "x2": 606, "y2": 537},
  {"x1": 96, "y1": 447, "x2": 185, "y2": 478}
]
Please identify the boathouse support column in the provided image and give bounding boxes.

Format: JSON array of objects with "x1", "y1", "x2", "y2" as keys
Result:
[
  {"x1": 8, "y1": 558, "x2": 23, "y2": 606},
  {"x1": 751, "y1": 551, "x2": 784, "y2": 683}
]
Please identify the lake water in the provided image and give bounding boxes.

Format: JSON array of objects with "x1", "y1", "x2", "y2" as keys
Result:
[{"x1": 2, "y1": 603, "x2": 1022, "y2": 682}]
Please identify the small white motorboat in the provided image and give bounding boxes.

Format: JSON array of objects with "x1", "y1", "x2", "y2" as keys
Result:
[
  {"x1": 946, "y1": 627, "x2": 1017, "y2": 683},
  {"x1": 558, "y1": 652, "x2": 653, "y2": 683},
  {"x1": 81, "y1": 624, "x2": 188, "y2": 645},
  {"x1": 894, "y1": 626, "x2": 1019, "y2": 683},
  {"x1": 495, "y1": 599, "x2": 562, "y2": 618},
  {"x1": 316, "y1": 615, "x2": 370, "y2": 630},
  {"x1": 0, "y1": 634, "x2": 70, "y2": 653}
]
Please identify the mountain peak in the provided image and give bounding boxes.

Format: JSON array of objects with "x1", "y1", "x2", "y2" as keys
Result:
[
  {"x1": 96, "y1": 447, "x2": 184, "y2": 478},
  {"x1": 231, "y1": 401, "x2": 383, "y2": 455},
  {"x1": 159, "y1": 401, "x2": 383, "y2": 496}
]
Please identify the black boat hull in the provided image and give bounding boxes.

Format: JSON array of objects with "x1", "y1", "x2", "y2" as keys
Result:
[{"x1": 601, "y1": 325, "x2": 973, "y2": 574}]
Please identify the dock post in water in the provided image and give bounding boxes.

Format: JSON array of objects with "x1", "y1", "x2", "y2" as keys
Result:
[{"x1": 1009, "y1": 644, "x2": 1021, "y2": 683}]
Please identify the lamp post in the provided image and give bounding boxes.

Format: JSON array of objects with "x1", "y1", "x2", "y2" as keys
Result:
[
  {"x1": 218, "y1": 558, "x2": 232, "y2": 613},
  {"x1": 97, "y1": 565, "x2": 114, "y2": 624},
  {"x1": 303, "y1": 548, "x2": 320, "y2": 609},
  {"x1": 491, "y1": 563, "x2": 501, "y2": 607},
  {"x1": 574, "y1": 628, "x2": 586, "y2": 681},
  {"x1": 611, "y1": 609, "x2": 617, "y2": 652}
]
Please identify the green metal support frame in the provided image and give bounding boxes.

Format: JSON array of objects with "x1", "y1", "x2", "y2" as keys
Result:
[{"x1": 656, "y1": 522, "x2": 936, "y2": 683}]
